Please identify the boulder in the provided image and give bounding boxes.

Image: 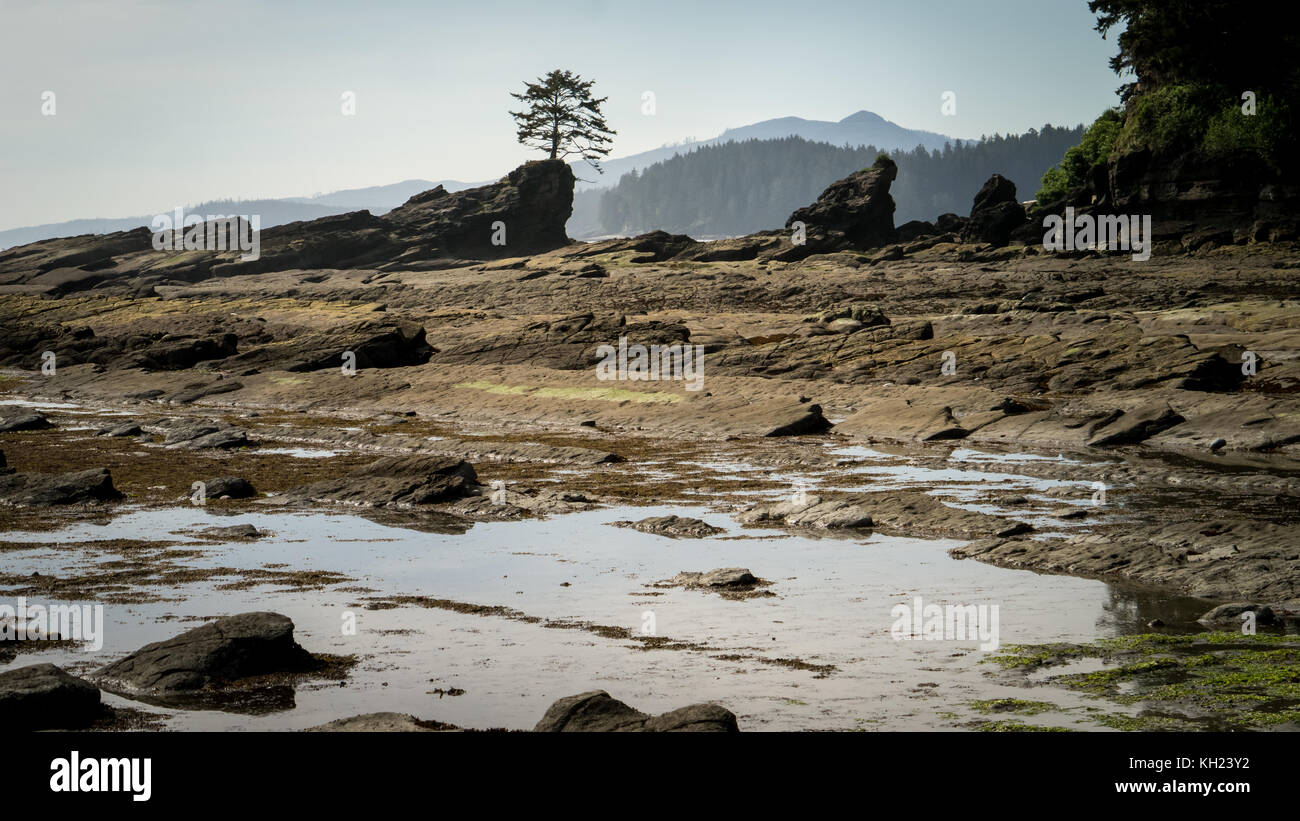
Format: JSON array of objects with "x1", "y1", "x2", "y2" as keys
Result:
[
  {"x1": 0, "y1": 467, "x2": 123, "y2": 505},
  {"x1": 198, "y1": 524, "x2": 263, "y2": 540},
  {"x1": 202, "y1": 476, "x2": 257, "y2": 499},
  {"x1": 1197, "y1": 603, "x2": 1277, "y2": 630},
  {"x1": 784, "y1": 156, "x2": 898, "y2": 255},
  {"x1": 384, "y1": 159, "x2": 575, "y2": 259},
  {"x1": 0, "y1": 663, "x2": 102, "y2": 730},
  {"x1": 534, "y1": 690, "x2": 738, "y2": 732},
  {"x1": 283, "y1": 455, "x2": 478, "y2": 508},
  {"x1": 0, "y1": 408, "x2": 53, "y2": 432},
  {"x1": 961, "y1": 174, "x2": 1028, "y2": 246},
  {"x1": 92, "y1": 612, "x2": 314, "y2": 692},
  {"x1": 610, "y1": 515, "x2": 725, "y2": 539},
  {"x1": 96, "y1": 422, "x2": 143, "y2": 437}
]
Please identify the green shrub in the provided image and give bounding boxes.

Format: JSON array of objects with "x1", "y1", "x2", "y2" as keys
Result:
[{"x1": 1035, "y1": 108, "x2": 1123, "y2": 202}]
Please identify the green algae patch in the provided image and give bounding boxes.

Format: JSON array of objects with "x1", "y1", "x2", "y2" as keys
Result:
[
  {"x1": 970, "y1": 698, "x2": 1060, "y2": 716},
  {"x1": 986, "y1": 633, "x2": 1300, "y2": 731}
]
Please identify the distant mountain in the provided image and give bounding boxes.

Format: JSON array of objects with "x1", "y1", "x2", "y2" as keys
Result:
[
  {"x1": 0, "y1": 181, "x2": 481, "y2": 250},
  {"x1": 575, "y1": 110, "x2": 957, "y2": 191},
  {"x1": 283, "y1": 179, "x2": 479, "y2": 212}
]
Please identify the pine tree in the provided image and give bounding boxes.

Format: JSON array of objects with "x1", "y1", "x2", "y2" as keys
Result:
[{"x1": 509, "y1": 69, "x2": 616, "y2": 173}]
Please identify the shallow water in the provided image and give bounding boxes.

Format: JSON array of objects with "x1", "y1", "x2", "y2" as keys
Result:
[{"x1": 0, "y1": 501, "x2": 1211, "y2": 731}]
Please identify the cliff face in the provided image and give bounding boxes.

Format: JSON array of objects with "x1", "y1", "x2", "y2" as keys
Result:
[
  {"x1": 0, "y1": 160, "x2": 577, "y2": 294},
  {"x1": 1108, "y1": 148, "x2": 1299, "y2": 241}
]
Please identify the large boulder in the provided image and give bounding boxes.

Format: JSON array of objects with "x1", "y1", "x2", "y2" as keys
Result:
[
  {"x1": 783, "y1": 156, "x2": 898, "y2": 256},
  {"x1": 384, "y1": 159, "x2": 575, "y2": 259},
  {"x1": 0, "y1": 408, "x2": 53, "y2": 433},
  {"x1": 0, "y1": 664, "x2": 102, "y2": 729},
  {"x1": 0, "y1": 467, "x2": 123, "y2": 505},
  {"x1": 92, "y1": 612, "x2": 314, "y2": 693},
  {"x1": 282, "y1": 455, "x2": 478, "y2": 508},
  {"x1": 961, "y1": 174, "x2": 1028, "y2": 246},
  {"x1": 534, "y1": 690, "x2": 739, "y2": 732}
]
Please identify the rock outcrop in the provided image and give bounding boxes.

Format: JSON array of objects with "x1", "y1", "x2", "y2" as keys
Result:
[
  {"x1": 0, "y1": 467, "x2": 124, "y2": 506},
  {"x1": 0, "y1": 160, "x2": 577, "y2": 294},
  {"x1": 961, "y1": 174, "x2": 1028, "y2": 246},
  {"x1": 0, "y1": 664, "x2": 102, "y2": 730},
  {"x1": 610, "y1": 515, "x2": 725, "y2": 539},
  {"x1": 282, "y1": 455, "x2": 478, "y2": 508},
  {"x1": 783, "y1": 156, "x2": 898, "y2": 256},
  {"x1": 534, "y1": 690, "x2": 739, "y2": 732},
  {"x1": 92, "y1": 612, "x2": 314, "y2": 693}
]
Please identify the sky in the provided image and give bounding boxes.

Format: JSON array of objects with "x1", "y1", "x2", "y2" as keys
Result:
[{"x1": 0, "y1": 0, "x2": 1125, "y2": 230}]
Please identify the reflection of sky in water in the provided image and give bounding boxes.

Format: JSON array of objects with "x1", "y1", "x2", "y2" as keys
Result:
[{"x1": 0, "y1": 502, "x2": 1209, "y2": 731}]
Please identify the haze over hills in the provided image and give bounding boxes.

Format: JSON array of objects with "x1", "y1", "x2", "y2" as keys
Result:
[{"x1": 0, "y1": 110, "x2": 957, "y2": 249}]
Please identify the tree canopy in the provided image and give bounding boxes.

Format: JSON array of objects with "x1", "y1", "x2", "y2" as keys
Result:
[{"x1": 509, "y1": 69, "x2": 616, "y2": 173}]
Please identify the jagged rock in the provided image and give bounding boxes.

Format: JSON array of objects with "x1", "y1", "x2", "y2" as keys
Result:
[
  {"x1": 611, "y1": 515, "x2": 725, "y2": 539},
  {"x1": 0, "y1": 408, "x2": 53, "y2": 432},
  {"x1": 383, "y1": 159, "x2": 575, "y2": 259},
  {"x1": 282, "y1": 455, "x2": 477, "y2": 508},
  {"x1": 0, "y1": 467, "x2": 123, "y2": 505},
  {"x1": 91, "y1": 612, "x2": 314, "y2": 692},
  {"x1": 0, "y1": 664, "x2": 102, "y2": 730},
  {"x1": 1197, "y1": 603, "x2": 1277, "y2": 629},
  {"x1": 961, "y1": 175, "x2": 1028, "y2": 246},
  {"x1": 202, "y1": 476, "x2": 257, "y2": 499},
  {"x1": 783, "y1": 156, "x2": 897, "y2": 256},
  {"x1": 534, "y1": 690, "x2": 739, "y2": 732},
  {"x1": 0, "y1": 449, "x2": 10, "y2": 475}
]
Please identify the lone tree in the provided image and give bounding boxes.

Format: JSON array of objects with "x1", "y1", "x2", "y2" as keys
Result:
[{"x1": 510, "y1": 69, "x2": 616, "y2": 174}]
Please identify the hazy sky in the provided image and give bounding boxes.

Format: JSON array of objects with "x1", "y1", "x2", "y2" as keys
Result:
[{"x1": 0, "y1": 0, "x2": 1124, "y2": 230}]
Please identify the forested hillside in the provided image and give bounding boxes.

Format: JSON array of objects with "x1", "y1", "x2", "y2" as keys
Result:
[{"x1": 595, "y1": 127, "x2": 1085, "y2": 236}]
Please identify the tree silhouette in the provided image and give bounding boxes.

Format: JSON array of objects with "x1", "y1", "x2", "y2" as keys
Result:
[{"x1": 510, "y1": 69, "x2": 616, "y2": 173}]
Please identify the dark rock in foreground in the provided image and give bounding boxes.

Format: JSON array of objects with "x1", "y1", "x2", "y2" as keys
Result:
[
  {"x1": 0, "y1": 663, "x2": 101, "y2": 730},
  {"x1": 283, "y1": 455, "x2": 478, "y2": 508},
  {"x1": 0, "y1": 467, "x2": 123, "y2": 506},
  {"x1": 534, "y1": 690, "x2": 739, "y2": 732},
  {"x1": 92, "y1": 612, "x2": 314, "y2": 692}
]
